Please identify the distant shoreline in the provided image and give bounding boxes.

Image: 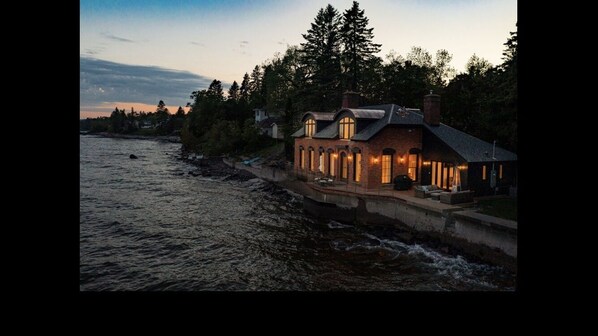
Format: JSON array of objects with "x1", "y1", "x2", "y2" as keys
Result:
[{"x1": 82, "y1": 132, "x2": 181, "y2": 143}]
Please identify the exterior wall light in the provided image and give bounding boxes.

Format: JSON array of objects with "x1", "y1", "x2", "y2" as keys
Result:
[{"x1": 372, "y1": 157, "x2": 379, "y2": 164}]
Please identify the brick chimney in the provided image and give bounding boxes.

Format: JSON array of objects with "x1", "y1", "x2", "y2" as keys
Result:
[
  {"x1": 423, "y1": 91, "x2": 441, "y2": 126},
  {"x1": 342, "y1": 91, "x2": 360, "y2": 108}
]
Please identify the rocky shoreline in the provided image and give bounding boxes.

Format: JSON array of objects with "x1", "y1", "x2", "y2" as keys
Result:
[{"x1": 178, "y1": 151, "x2": 301, "y2": 204}]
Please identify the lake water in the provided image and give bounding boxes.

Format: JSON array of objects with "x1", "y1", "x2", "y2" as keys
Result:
[{"x1": 80, "y1": 135, "x2": 515, "y2": 291}]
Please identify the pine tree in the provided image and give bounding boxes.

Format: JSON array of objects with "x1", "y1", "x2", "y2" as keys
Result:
[
  {"x1": 240, "y1": 73, "x2": 250, "y2": 102},
  {"x1": 249, "y1": 65, "x2": 264, "y2": 107},
  {"x1": 301, "y1": 4, "x2": 342, "y2": 110},
  {"x1": 340, "y1": 1, "x2": 381, "y2": 92},
  {"x1": 228, "y1": 80, "x2": 240, "y2": 101}
]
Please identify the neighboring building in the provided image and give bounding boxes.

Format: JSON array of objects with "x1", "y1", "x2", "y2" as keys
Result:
[
  {"x1": 271, "y1": 122, "x2": 284, "y2": 140},
  {"x1": 258, "y1": 117, "x2": 283, "y2": 139},
  {"x1": 254, "y1": 108, "x2": 269, "y2": 123},
  {"x1": 292, "y1": 92, "x2": 517, "y2": 196},
  {"x1": 140, "y1": 120, "x2": 153, "y2": 129}
]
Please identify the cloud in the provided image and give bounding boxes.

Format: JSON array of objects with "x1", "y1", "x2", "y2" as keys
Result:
[
  {"x1": 83, "y1": 47, "x2": 104, "y2": 55},
  {"x1": 239, "y1": 40, "x2": 249, "y2": 48},
  {"x1": 101, "y1": 32, "x2": 135, "y2": 43},
  {"x1": 80, "y1": 57, "x2": 215, "y2": 109},
  {"x1": 190, "y1": 41, "x2": 205, "y2": 47}
]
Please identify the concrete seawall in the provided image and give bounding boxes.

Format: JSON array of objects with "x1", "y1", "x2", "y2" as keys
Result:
[{"x1": 223, "y1": 159, "x2": 517, "y2": 271}]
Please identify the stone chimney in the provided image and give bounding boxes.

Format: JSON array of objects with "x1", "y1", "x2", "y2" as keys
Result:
[
  {"x1": 342, "y1": 91, "x2": 360, "y2": 108},
  {"x1": 423, "y1": 91, "x2": 441, "y2": 126}
]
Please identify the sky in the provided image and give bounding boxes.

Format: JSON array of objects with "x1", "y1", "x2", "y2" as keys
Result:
[{"x1": 80, "y1": 0, "x2": 517, "y2": 119}]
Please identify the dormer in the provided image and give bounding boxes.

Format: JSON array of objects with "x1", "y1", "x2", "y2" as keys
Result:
[
  {"x1": 305, "y1": 118, "x2": 316, "y2": 137},
  {"x1": 333, "y1": 108, "x2": 385, "y2": 139},
  {"x1": 296, "y1": 112, "x2": 335, "y2": 138}
]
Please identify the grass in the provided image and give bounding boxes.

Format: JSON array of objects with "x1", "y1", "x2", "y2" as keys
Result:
[{"x1": 476, "y1": 197, "x2": 517, "y2": 221}]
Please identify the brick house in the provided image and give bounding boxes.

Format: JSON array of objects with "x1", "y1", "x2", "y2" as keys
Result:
[{"x1": 291, "y1": 92, "x2": 517, "y2": 196}]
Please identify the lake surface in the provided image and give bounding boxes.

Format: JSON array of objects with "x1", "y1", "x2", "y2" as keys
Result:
[{"x1": 80, "y1": 135, "x2": 515, "y2": 291}]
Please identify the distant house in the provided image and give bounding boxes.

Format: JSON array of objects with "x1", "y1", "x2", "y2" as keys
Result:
[
  {"x1": 271, "y1": 121, "x2": 284, "y2": 140},
  {"x1": 140, "y1": 120, "x2": 153, "y2": 129},
  {"x1": 258, "y1": 117, "x2": 283, "y2": 139},
  {"x1": 254, "y1": 108, "x2": 269, "y2": 123},
  {"x1": 292, "y1": 92, "x2": 517, "y2": 196}
]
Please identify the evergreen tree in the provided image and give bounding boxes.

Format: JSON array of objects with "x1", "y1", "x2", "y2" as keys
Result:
[
  {"x1": 228, "y1": 80, "x2": 240, "y2": 101},
  {"x1": 301, "y1": 4, "x2": 342, "y2": 111},
  {"x1": 247, "y1": 66, "x2": 265, "y2": 108},
  {"x1": 157, "y1": 100, "x2": 166, "y2": 112},
  {"x1": 207, "y1": 80, "x2": 224, "y2": 100},
  {"x1": 175, "y1": 106, "x2": 185, "y2": 117},
  {"x1": 340, "y1": 1, "x2": 381, "y2": 91},
  {"x1": 240, "y1": 72, "x2": 250, "y2": 102}
]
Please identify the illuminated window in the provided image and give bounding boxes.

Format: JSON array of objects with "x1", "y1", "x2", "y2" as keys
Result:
[
  {"x1": 499, "y1": 164, "x2": 503, "y2": 179},
  {"x1": 319, "y1": 152, "x2": 325, "y2": 173},
  {"x1": 341, "y1": 153, "x2": 348, "y2": 179},
  {"x1": 339, "y1": 117, "x2": 355, "y2": 139},
  {"x1": 354, "y1": 152, "x2": 362, "y2": 182},
  {"x1": 482, "y1": 165, "x2": 487, "y2": 180},
  {"x1": 329, "y1": 152, "x2": 336, "y2": 177},
  {"x1": 443, "y1": 166, "x2": 448, "y2": 189},
  {"x1": 299, "y1": 148, "x2": 305, "y2": 169},
  {"x1": 309, "y1": 149, "x2": 315, "y2": 171},
  {"x1": 408, "y1": 154, "x2": 418, "y2": 181},
  {"x1": 305, "y1": 119, "x2": 316, "y2": 137},
  {"x1": 381, "y1": 154, "x2": 392, "y2": 184},
  {"x1": 431, "y1": 161, "x2": 436, "y2": 187}
]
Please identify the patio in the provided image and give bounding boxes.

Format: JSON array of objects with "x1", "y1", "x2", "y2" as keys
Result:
[{"x1": 306, "y1": 179, "x2": 473, "y2": 212}]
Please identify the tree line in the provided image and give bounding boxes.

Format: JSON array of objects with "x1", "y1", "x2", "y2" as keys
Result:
[
  {"x1": 79, "y1": 1, "x2": 516, "y2": 156},
  {"x1": 81, "y1": 100, "x2": 187, "y2": 135},
  {"x1": 182, "y1": 1, "x2": 517, "y2": 157}
]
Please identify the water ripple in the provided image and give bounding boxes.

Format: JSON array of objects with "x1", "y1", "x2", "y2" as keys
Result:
[{"x1": 80, "y1": 135, "x2": 515, "y2": 291}]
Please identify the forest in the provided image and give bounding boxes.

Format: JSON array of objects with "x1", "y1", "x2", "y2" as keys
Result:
[
  {"x1": 182, "y1": 1, "x2": 517, "y2": 158},
  {"x1": 84, "y1": 1, "x2": 517, "y2": 159}
]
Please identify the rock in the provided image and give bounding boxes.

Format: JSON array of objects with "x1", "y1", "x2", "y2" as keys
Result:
[
  {"x1": 397, "y1": 232, "x2": 413, "y2": 243},
  {"x1": 129, "y1": 154, "x2": 138, "y2": 159}
]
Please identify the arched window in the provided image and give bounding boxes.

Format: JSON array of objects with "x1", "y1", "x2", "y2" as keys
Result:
[
  {"x1": 327, "y1": 149, "x2": 336, "y2": 177},
  {"x1": 339, "y1": 117, "x2": 355, "y2": 139},
  {"x1": 308, "y1": 147, "x2": 315, "y2": 171},
  {"x1": 305, "y1": 119, "x2": 316, "y2": 137},
  {"x1": 340, "y1": 152, "x2": 348, "y2": 179},
  {"x1": 318, "y1": 147, "x2": 325, "y2": 173},
  {"x1": 299, "y1": 147, "x2": 305, "y2": 169},
  {"x1": 352, "y1": 148, "x2": 362, "y2": 183}
]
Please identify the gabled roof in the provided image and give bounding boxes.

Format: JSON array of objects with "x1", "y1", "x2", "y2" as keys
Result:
[
  {"x1": 292, "y1": 103, "x2": 517, "y2": 162},
  {"x1": 351, "y1": 105, "x2": 423, "y2": 140},
  {"x1": 258, "y1": 117, "x2": 280, "y2": 128},
  {"x1": 424, "y1": 123, "x2": 517, "y2": 162}
]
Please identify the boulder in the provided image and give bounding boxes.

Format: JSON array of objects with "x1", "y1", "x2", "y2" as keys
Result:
[{"x1": 129, "y1": 154, "x2": 138, "y2": 159}]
